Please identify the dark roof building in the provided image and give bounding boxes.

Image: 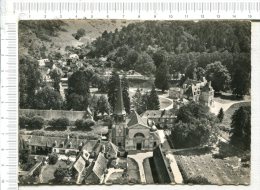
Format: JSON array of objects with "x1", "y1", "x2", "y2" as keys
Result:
[{"x1": 84, "y1": 153, "x2": 108, "y2": 184}]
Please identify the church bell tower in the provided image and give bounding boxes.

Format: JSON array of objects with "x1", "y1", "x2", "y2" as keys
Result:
[{"x1": 111, "y1": 78, "x2": 127, "y2": 149}]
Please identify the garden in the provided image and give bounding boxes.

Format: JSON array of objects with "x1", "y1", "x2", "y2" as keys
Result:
[{"x1": 175, "y1": 153, "x2": 250, "y2": 185}]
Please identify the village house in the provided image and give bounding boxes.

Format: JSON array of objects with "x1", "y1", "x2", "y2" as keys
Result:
[{"x1": 141, "y1": 110, "x2": 177, "y2": 128}]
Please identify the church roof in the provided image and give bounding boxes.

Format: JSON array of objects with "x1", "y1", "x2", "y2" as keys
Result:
[
  {"x1": 113, "y1": 78, "x2": 126, "y2": 116},
  {"x1": 127, "y1": 110, "x2": 149, "y2": 128}
]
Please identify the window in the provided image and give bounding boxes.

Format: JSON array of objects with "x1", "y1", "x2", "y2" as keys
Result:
[
  {"x1": 118, "y1": 142, "x2": 122, "y2": 147},
  {"x1": 153, "y1": 142, "x2": 157, "y2": 147}
]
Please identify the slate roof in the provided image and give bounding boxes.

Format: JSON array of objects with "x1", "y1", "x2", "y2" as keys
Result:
[
  {"x1": 25, "y1": 135, "x2": 87, "y2": 149},
  {"x1": 82, "y1": 140, "x2": 99, "y2": 153},
  {"x1": 113, "y1": 78, "x2": 126, "y2": 116},
  {"x1": 104, "y1": 141, "x2": 118, "y2": 156},
  {"x1": 127, "y1": 110, "x2": 149, "y2": 128},
  {"x1": 200, "y1": 81, "x2": 214, "y2": 92},
  {"x1": 141, "y1": 110, "x2": 176, "y2": 119},
  {"x1": 73, "y1": 155, "x2": 86, "y2": 173},
  {"x1": 85, "y1": 153, "x2": 108, "y2": 180}
]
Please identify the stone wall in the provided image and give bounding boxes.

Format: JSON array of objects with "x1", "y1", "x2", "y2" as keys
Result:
[
  {"x1": 153, "y1": 145, "x2": 174, "y2": 183},
  {"x1": 20, "y1": 109, "x2": 86, "y2": 121}
]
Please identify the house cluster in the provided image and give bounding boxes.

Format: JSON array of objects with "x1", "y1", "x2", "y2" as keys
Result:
[{"x1": 169, "y1": 77, "x2": 214, "y2": 107}]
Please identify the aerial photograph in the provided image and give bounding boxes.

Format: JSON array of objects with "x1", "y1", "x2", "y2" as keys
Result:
[{"x1": 18, "y1": 20, "x2": 251, "y2": 185}]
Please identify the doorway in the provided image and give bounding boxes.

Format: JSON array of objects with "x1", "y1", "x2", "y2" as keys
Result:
[{"x1": 136, "y1": 143, "x2": 142, "y2": 150}]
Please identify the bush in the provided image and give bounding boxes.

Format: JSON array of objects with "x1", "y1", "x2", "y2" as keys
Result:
[
  {"x1": 49, "y1": 117, "x2": 69, "y2": 129},
  {"x1": 28, "y1": 116, "x2": 45, "y2": 129},
  {"x1": 72, "y1": 28, "x2": 86, "y2": 40},
  {"x1": 48, "y1": 153, "x2": 58, "y2": 165},
  {"x1": 185, "y1": 176, "x2": 211, "y2": 184},
  {"x1": 19, "y1": 115, "x2": 29, "y2": 128},
  {"x1": 74, "y1": 119, "x2": 95, "y2": 130},
  {"x1": 54, "y1": 166, "x2": 68, "y2": 182}
]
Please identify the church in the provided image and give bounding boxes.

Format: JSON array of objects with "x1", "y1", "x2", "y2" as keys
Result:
[{"x1": 111, "y1": 79, "x2": 161, "y2": 151}]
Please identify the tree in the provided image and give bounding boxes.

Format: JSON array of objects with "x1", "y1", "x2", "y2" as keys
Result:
[
  {"x1": 205, "y1": 61, "x2": 231, "y2": 92},
  {"x1": 75, "y1": 119, "x2": 95, "y2": 130},
  {"x1": 230, "y1": 106, "x2": 251, "y2": 149},
  {"x1": 147, "y1": 85, "x2": 160, "y2": 110},
  {"x1": 49, "y1": 117, "x2": 69, "y2": 129},
  {"x1": 19, "y1": 115, "x2": 29, "y2": 129},
  {"x1": 107, "y1": 71, "x2": 130, "y2": 113},
  {"x1": 135, "y1": 52, "x2": 156, "y2": 76},
  {"x1": 107, "y1": 70, "x2": 120, "y2": 112},
  {"x1": 231, "y1": 53, "x2": 251, "y2": 97},
  {"x1": 152, "y1": 49, "x2": 167, "y2": 67},
  {"x1": 176, "y1": 101, "x2": 213, "y2": 124},
  {"x1": 48, "y1": 153, "x2": 58, "y2": 165},
  {"x1": 19, "y1": 55, "x2": 42, "y2": 108},
  {"x1": 123, "y1": 49, "x2": 139, "y2": 70},
  {"x1": 27, "y1": 116, "x2": 45, "y2": 130},
  {"x1": 121, "y1": 75, "x2": 131, "y2": 114},
  {"x1": 154, "y1": 62, "x2": 170, "y2": 92},
  {"x1": 72, "y1": 28, "x2": 86, "y2": 40},
  {"x1": 196, "y1": 67, "x2": 206, "y2": 81},
  {"x1": 54, "y1": 166, "x2": 67, "y2": 182},
  {"x1": 132, "y1": 88, "x2": 143, "y2": 114},
  {"x1": 33, "y1": 86, "x2": 63, "y2": 110},
  {"x1": 97, "y1": 95, "x2": 110, "y2": 115},
  {"x1": 66, "y1": 70, "x2": 91, "y2": 110},
  {"x1": 49, "y1": 68, "x2": 63, "y2": 92},
  {"x1": 217, "y1": 108, "x2": 224, "y2": 122}
]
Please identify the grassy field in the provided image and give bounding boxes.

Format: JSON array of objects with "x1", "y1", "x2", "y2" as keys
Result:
[
  {"x1": 175, "y1": 153, "x2": 250, "y2": 185},
  {"x1": 222, "y1": 101, "x2": 251, "y2": 128},
  {"x1": 41, "y1": 160, "x2": 68, "y2": 184},
  {"x1": 219, "y1": 101, "x2": 250, "y2": 140},
  {"x1": 106, "y1": 171, "x2": 125, "y2": 184}
]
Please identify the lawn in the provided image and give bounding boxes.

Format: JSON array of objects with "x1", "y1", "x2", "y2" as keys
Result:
[
  {"x1": 175, "y1": 153, "x2": 250, "y2": 185},
  {"x1": 127, "y1": 157, "x2": 141, "y2": 184},
  {"x1": 219, "y1": 101, "x2": 250, "y2": 140},
  {"x1": 106, "y1": 171, "x2": 125, "y2": 184}
]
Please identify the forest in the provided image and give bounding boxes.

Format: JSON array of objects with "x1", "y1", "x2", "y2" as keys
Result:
[{"x1": 19, "y1": 20, "x2": 251, "y2": 111}]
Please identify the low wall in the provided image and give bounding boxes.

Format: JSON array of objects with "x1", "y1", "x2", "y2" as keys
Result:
[{"x1": 19, "y1": 109, "x2": 86, "y2": 121}]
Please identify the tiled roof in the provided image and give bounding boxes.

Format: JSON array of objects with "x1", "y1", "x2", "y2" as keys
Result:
[{"x1": 127, "y1": 110, "x2": 148, "y2": 127}]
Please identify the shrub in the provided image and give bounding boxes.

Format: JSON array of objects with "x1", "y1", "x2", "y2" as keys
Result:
[
  {"x1": 49, "y1": 117, "x2": 69, "y2": 129},
  {"x1": 54, "y1": 166, "x2": 68, "y2": 182},
  {"x1": 74, "y1": 119, "x2": 95, "y2": 130},
  {"x1": 185, "y1": 176, "x2": 211, "y2": 184},
  {"x1": 28, "y1": 116, "x2": 45, "y2": 129},
  {"x1": 48, "y1": 153, "x2": 58, "y2": 165},
  {"x1": 19, "y1": 115, "x2": 29, "y2": 128},
  {"x1": 75, "y1": 119, "x2": 84, "y2": 128}
]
